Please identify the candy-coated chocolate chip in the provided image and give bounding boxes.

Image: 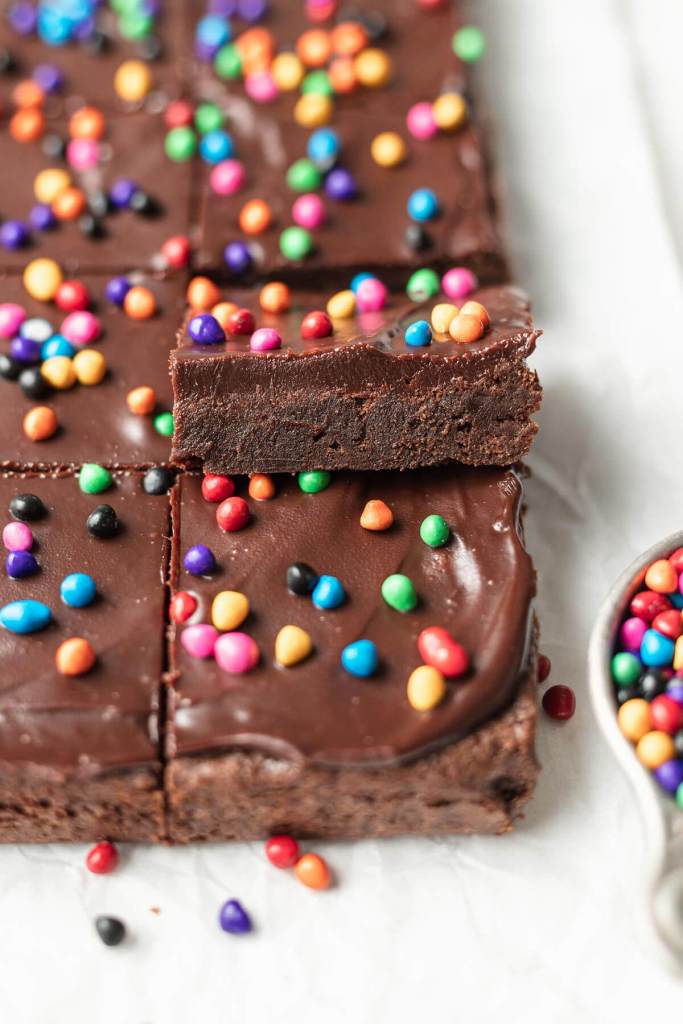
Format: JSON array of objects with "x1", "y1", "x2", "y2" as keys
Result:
[
  {"x1": 0, "y1": 599, "x2": 51, "y2": 634},
  {"x1": 86, "y1": 841, "x2": 118, "y2": 875},
  {"x1": 541, "y1": 685, "x2": 576, "y2": 721},
  {"x1": 275, "y1": 624, "x2": 313, "y2": 666},
  {"x1": 417, "y1": 626, "x2": 469, "y2": 678},
  {"x1": 10, "y1": 493, "x2": 46, "y2": 523},
  {"x1": 297, "y1": 470, "x2": 331, "y2": 494},
  {"x1": 212, "y1": 591, "x2": 249, "y2": 632},
  {"x1": 170, "y1": 590, "x2": 198, "y2": 624},
  {"x1": 56, "y1": 636, "x2": 95, "y2": 675},
  {"x1": 142, "y1": 467, "x2": 174, "y2": 496},
  {"x1": 183, "y1": 544, "x2": 216, "y2": 576},
  {"x1": 419, "y1": 514, "x2": 450, "y2": 548},
  {"x1": 295, "y1": 853, "x2": 330, "y2": 890},
  {"x1": 265, "y1": 834, "x2": 300, "y2": 868},
  {"x1": 216, "y1": 496, "x2": 250, "y2": 532},
  {"x1": 86, "y1": 504, "x2": 119, "y2": 539},
  {"x1": 360, "y1": 499, "x2": 393, "y2": 531},
  {"x1": 181, "y1": 623, "x2": 219, "y2": 659},
  {"x1": 214, "y1": 632, "x2": 260, "y2": 673},
  {"x1": 312, "y1": 574, "x2": 345, "y2": 610},
  {"x1": 95, "y1": 916, "x2": 126, "y2": 947},
  {"x1": 219, "y1": 899, "x2": 252, "y2": 934},
  {"x1": 286, "y1": 562, "x2": 318, "y2": 596},
  {"x1": 407, "y1": 665, "x2": 446, "y2": 711},
  {"x1": 610, "y1": 651, "x2": 641, "y2": 687},
  {"x1": 381, "y1": 574, "x2": 417, "y2": 613},
  {"x1": 79, "y1": 463, "x2": 113, "y2": 495},
  {"x1": 60, "y1": 572, "x2": 96, "y2": 608},
  {"x1": 341, "y1": 638, "x2": 378, "y2": 677},
  {"x1": 201, "y1": 474, "x2": 235, "y2": 503}
]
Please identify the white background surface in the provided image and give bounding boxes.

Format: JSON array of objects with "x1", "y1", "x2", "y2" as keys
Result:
[{"x1": 2, "y1": 1, "x2": 683, "y2": 1019}]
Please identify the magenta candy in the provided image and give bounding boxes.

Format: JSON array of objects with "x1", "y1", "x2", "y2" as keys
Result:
[
  {"x1": 210, "y1": 159, "x2": 246, "y2": 196},
  {"x1": 60, "y1": 311, "x2": 101, "y2": 346},
  {"x1": 0, "y1": 303, "x2": 27, "y2": 340},
  {"x1": 441, "y1": 267, "x2": 477, "y2": 301},
  {"x1": 66, "y1": 138, "x2": 100, "y2": 171},
  {"x1": 406, "y1": 101, "x2": 438, "y2": 140},
  {"x1": 3, "y1": 521, "x2": 33, "y2": 552},
  {"x1": 250, "y1": 327, "x2": 282, "y2": 352},
  {"x1": 292, "y1": 193, "x2": 326, "y2": 229},
  {"x1": 181, "y1": 623, "x2": 219, "y2": 659},
  {"x1": 214, "y1": 631, "x2": 260, "y2": 673},
  {"x1": 245, "y1": 71, "x2": 278, "y2": 103},
  {"x1": 620, "y1": 616, "x2": 648, "y2": 650},
  {"x1": 356, "y1": 277, "x2": 387, "y2": 313},
  {"x1": 679, "y1": 571, "x2": 683, "y2": 596}
]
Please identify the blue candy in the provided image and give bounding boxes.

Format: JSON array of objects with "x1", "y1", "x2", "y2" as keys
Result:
[
  {"x1": 41, "y1": 335, "x2": 75, "y2": 360},
  {"x1": 199, "y1": 130, "x2": 234, "y2": 165},
  {"x1": 188, "y1": 313, "x2": 225, "y2": 346},
  {"x1": 341, "y1": 639, "x2": 379, "y2": 678},
  {"x1": 640, "y1": 628, "x2": 675, "y2": 668},
  {"x1": 312, "y1": 575, "x2": 345, "y2": 610},
  {"x1": 5, "y1": 551, "x2": 39, "y2": 579},
  {"x1": 0, "y1": 599, "x2": 51, "y2": 634},
  {"x1": 407, "y1": 188, "x2": 440, "y2": 223},
  {"x1": 60, "y1": 572, "x2": 96, "y2": 608},
  {"x1": 307, "y1": 128, "x2": 340, "y2": 170},
  {"x1": 404, "y1": 320, "x2": 432, "y2": 347},
  {"x1": 669, "y1": 593, "x2": 683, "y2": 609},
  {"x1": 196, "y1": 14, "x2": 232, "y2": 51}
]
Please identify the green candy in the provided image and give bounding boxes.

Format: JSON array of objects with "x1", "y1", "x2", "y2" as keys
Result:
[
  {"x1": 214, "y1": 43, "x2": 242, "y2": 80},
  {"x1": 195, "y1": 102, "x2": 224, "y2": 135},
  {"x1": 154, "y1": 411, "x2": 174, "y2": 437},
  {"x1": 118, "y1": 10, "x2": 153, "y2": 39},
  {"x1": 381, "y1": 574, "x2": 417, "y2": 613},
  {"x1": 406, "y1": 268, "x2": 440, "y2": 302},
  {"x1": 298, "y1": 471, "x2": 332, "y2": 494},
  {"x1": 79, "y1": 464, "x2": 113, "y2": 495},
  {"x1": 301, "y1": 70, "x2": 333, "y2": 96},
  {"x1": 420, "y1": 514, "x2": 450, "y2": 548},
  {"x1": 286, "y1": 158, "x2": 322, "y2": 193},
  {"x1": 676, "y1": 782, "x2": 683, "y2": 811},
  {"x1": 280, "y1": 226, "x2": 313, "y2": 262},
  {"x1": 611, "y1": 651, "x2": 641, "y2": 687},
  {"x1": 164, "y1": 126, "x2": 197, "y2": 163},
  {"x1": 452, "y1": 25, "x2": 486, "y2": 63}
]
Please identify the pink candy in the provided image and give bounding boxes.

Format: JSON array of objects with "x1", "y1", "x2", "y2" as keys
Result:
[
  {"x1": 250, "y1": 328, "x2": 282, "y2": 352},
  {"x1": 620, "y1": 616, "x2": 648, "y2": 650},
  {"x1": 0, "y1": 303, "x2": 26, "y2": 340},
  {"x1": 214, "y1": 631, "x2": 260, "y2": 674},
  {"x1": 441, "y1": 266, "x2": 477, "y2": 301},
  {"x1": 210, "y1": 159, "x2": 246, "y2": 196},
  {"x1": 3, "y1": 521, "x2": 33, "y2": 552},
  {"x1": 60, "y1": 311, "x2": 101, "y2": 346},
  {"x1": 181, "y1": 623, "x2": 218, "y2": 659},
  {"x1": 292, "y1": 193, "x2": 326, "y2": 229},
  {"x1": 245, "y1": 71, "x2": 278, "y2": 103},
  {"x1": 356, "y1": 277, "x2": 387, "y2": 313},
  {"x1": 406, "y1": 102, "x2": 438, "y2": 140},
  {"x1": 66, "y1": 138, "x2": 100, "y2": 172}
]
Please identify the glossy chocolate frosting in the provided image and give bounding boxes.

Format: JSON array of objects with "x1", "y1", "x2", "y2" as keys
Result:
[{"x1": 169, "y1": 466, "x2": 536, "y2": 767}]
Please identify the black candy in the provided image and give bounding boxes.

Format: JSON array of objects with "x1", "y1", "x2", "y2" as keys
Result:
[
  {"x1": 41, "y1": 134, "x2": 66, "y2": 161},
  {"x1": 137, "y1": 36, "x2": 163, "y2": 62},
  {"x1": 10, "y1": 493, "x2": 47, "y2": 522},
  {"x1": 616, "y1": 685, "x2": 638, "y2": 707},
  {"x1": 404, "y1": 223, "x2": 432, "y2": 252},
  {"x1": 0, "y1": 48, "x2": 17, "y2": 75},
  {"x1": 88, "y1": 190, "x2": 111, "y2": 219},
  {"x1": 0, "y1": 352, "x2": 22, "y2": 381},
  {"x1": 78, "y1": 214, "x2": 105, "y2": 239},
  {"x1": 674, "y1": 729, "x2": 683, "y2": 758},
  {"x1": 86, "y1": 505, "x2": 119, "y2": 539},
  {"x1": 19, "y1": 366, "x2": 51, "y2": 400},
  {"x1": 639, "y1": 669, "x2": 669, "y2": 701},
  {"x1": 130, "y1": 190, "x2": 160, "y2": 217},
  {"x1": 94, "y1": 915, "x2": 126, "y2": 947},
  {"x1": 82, "y1": 31, "x2": 111, "y2": 56},
  {"x1": 286, "y1": 562, "x2": 319, "y2": 596},
  {"x1": 142, "y1": 467, "x2": 174, "y2": 495}
]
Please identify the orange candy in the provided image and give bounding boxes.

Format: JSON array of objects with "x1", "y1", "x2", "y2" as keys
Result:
[
  {"x1": 644, "y1": 559, "x2": 678, "y2": 594},
  {"x1": 69, "y1": 105, "x2": 105, "y2": 140},
  {"x1": 236, "y1": 27, "x2": 275, "y2": 74},
  {"x1": 186, "y1": 276, "x2": 221, "y2": 311},
  {"x1": 124, "y1": 285, "x2": 157, "y2": 320},
  {"x1": 211, "y1": 301, "x2": 239, "y2": 330},
  {"x1": 248, "y1": 474, "x2": 276, "y2": 501},
  {"x1": 296, "y1": 29, "x2": 332, "y2": 67},
  {"x1": 23, "y1": 406, "x2": 57, "y2": 441},
  {"x1": 331, "y1": 22, "x2": 368, "y2": 57},
  {"x1": 448, "y1": 313, "x2": 485, "y2": 343},
  {"x1": 12, "y1": 80, "x2": 45, "y2": 109},
  {"x1": 460, "y1": 300, "x2": 491, "y2": 329},
  {"x1": 328, "y1": 57, "x2": 357, "y2": 94},
  {"x1": 239, "y1": 198, "x2": 273, "y2": 235},
  {"x1": 126, "y1": 385, "x2": 157, "y2": 416},
  {"x1": 55, "y1": 637, "x2": 96, "y2": 676},
  {"x1": 259, "y1": 281, "x2": 291, "y2": 314},
  {"x1": 295, "y1": 853, "x2": 331, "y2": 890},
  {"x1": 52, "y1": 186, "x2": 86, "y2": 221},
  {"x1": 9, "y1": 107, "x2": 45, "y2": 142},
  {"x1": 360, "y1": 499, "x2": 394, "y2": 532}
]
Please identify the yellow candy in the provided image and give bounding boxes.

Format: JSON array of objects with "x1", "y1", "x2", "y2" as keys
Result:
[
  {"x1": 275, "y1": 624, "x2": 313, "y2": 667},
  {"x1": 294, "y1": 92, "x2": 333, "y2": 128},
  {"x1": 41, "y1": 355, "x2": 76, "y2": 390},
  {"x1": 407, "y1": 665, "x2": 446, "y2": 711},
  {"x1": 34, "y1": 168, "x2": 71, "y2": 204},
  {"x1": 354, "y1": 48, "x2": 392, "y2": 88},
  {"x1": 73, "y1": 348, "x2": 106, "y2": 386},
  {"x1": 211, "y1": 590, "x2": 249, "y2": 632},
  {"x1": 326, "y1": 289, "x2": 356, "y2": 319},
  {"x1": 23, "y1": 258, "x2": 63, "y2": 301},
  {"x1": 113, "y1": 60, "x2": 153, "y2": 103},
  {"x1": 636, "y1": 730, "x2": 675, "y2": 769},
  {"x1": 432, "y1": 92, "x2": 468, "y2": 132},
  {"x1": 271, "y1": 52, "x2": 305, "y2": 91},
  {"x1": 617, "y1": 699, "x2": 652, "y2": 743},
  {"x1": 431, "y1": 303, "x2": 459, "y2": 335},
  {"x1": 674, "y1": 635, "x2": 683, "y2": 672},
  {"x1": 370, "y1": 131, "x2": 406, "y2": 168}
]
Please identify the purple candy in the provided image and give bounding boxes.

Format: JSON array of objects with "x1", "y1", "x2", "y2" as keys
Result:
[
  {"x1": 8, "y1": 2, "x2": 37, "y2": 35},
  {"x1": 72, "y1": 15, "x2": 96, "y2": 41},
  {"x1": 194, "y1": 39, "x2": 216, "y2": 62},
  {"x1": 10, "y1": 336, "x2": 41, "y2": 364},
  {"x1": 109, "y1": 179, "x2": 137, "y2": 209},
  {"x1": 238, "y1": 0, "x2": 268, "y2": 22},
  {"x1": 218, "y1": 899, "x2": 252, "y2": 934},
  {"x1": 223, "y1": 241, "x2": 252, "y2": 275},
  {"x1": 0, "y1": 220, "x2": 30, "y2": 250},
  {"x1": 6, "y1": 550, "x2": 38, "y2": 579},
  {"x1": 29, "y1": 204, "x2": 57, "y2": 232},
  {"x1": 188, "y1": 313, "x2": 225, "y2": 345},
  {"x1": 183, "y1": 544, "x2": 216, "y2": 576},
  {"x1": 666, "y1": 682, "x2": 683, "y2": 707},
  {"x1": 653, "y1": 758, "x2": 683, "y2": 795},
  {"x1": 325, "y1": 167, "x2": 357, "y2": 201},
  {"x1": 105, "y1": 276, "x2": 131, "y2": 306},
  {"x1": 209, "y1": 0, "x2": 239, "y2": 13},
  {"x1": 32, "y1": 63, "x2": 64, "y2": 93}
]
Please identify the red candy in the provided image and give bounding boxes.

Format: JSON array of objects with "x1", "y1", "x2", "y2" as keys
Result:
[
  {"x1": 55, "y1": 279, "x2": 90, "y2": 312},
  {"x1": 170, "y1": 590, "x2": 198, "y2": 624},
  {"x1": 201, "y1": 473, "x2": 235, "y2": 503},
  {"x1": 265, "y1": 834, "x2": 300, "y2": 868},
  {"x1": 417, "y1": 626, "x2": 469, "y2": 678},
  {"x1": 162, "y1": 234, "x2": 191, "y2": 269},
  {"x1": 652, "y1": 609, "x2": 683, "y2": 640},
  {"x1": 630, "y1": 590, "x2": 672, "y2": 623},
  {"x1": 85, "y1": 841, "x2": 119, "y2": 874},
  {"x1": 226, "y1": 308, "x2": 256, "y2": 336},
  {"x1": 650, "y1": 694, "x2": 683, "y2": 734},
  {"x1": 669, "y1": 548, "x2": 683, "y2": 573},
  {"x1": 164, "y1": 99, "x2": 194, "y2": 129},
  {"x1": 301, "y1": 310, "x2": 333, "y2": 340},
  {"x1": 216, "y1": 496, "x2": 250, "y2": 532},
  {"x1": 542, "y1": 685, "x2": 576, "y2": 721},
  {"x1": 537, "y1": 653, "x2": 551, "y2": 683}
]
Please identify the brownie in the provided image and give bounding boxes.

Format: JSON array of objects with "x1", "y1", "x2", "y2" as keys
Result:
[
  {"x1": 0, "y1": 272, "x2": 183, "y2": 470},
  {"x1": 0, "y1": 112, "x2": 192, "y2": 273},
  {"x1": 171, "y1": 284, "x2": 542, "y2": 474},
  {"x1": 0, "y1": 470, "x2": 170, "y2": 842},
  {"x1": 165, "y1": 466, "x2": 538, "y2": 840},
  {"x1": 190, "y1": 0, "x2": 505, "y2": 283}
]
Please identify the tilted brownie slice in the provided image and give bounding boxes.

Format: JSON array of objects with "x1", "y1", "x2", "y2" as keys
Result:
[
  {"x1": 0, "y1": 470, "x2": 171, "y2": 842},
  {"x1": 165, "y1": 465, "x2": 539, "y2": 841},
  {"x1": 171, "y1": 283, "x2": 541, "y2": 473}
]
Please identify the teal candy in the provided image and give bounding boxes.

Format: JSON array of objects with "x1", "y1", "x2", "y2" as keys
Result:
[{"x1": 0, "y1": 599, "x2": 52, "y2": 634}]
